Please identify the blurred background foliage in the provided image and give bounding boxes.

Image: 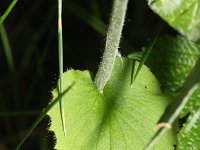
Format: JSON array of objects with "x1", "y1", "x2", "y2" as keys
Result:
[{"x1": 0, "y1": 0, "x2": 176, "y2": 149}]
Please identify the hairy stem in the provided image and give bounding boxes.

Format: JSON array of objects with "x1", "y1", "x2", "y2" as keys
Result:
[{"x1": 94, "y1": 0, "x2": 129, "y2": 91}]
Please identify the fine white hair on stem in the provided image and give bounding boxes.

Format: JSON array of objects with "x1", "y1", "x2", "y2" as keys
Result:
[{"x1": 94, "y1": 0, "x2": 129, "y2": 91}]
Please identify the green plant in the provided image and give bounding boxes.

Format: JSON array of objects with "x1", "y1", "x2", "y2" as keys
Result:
[
  {"x1": 1, "y1": 0, "x2": 200, "y2": 149},
  {"x1": 47, "y1": 0, "x2": 200, "y2": 149}
]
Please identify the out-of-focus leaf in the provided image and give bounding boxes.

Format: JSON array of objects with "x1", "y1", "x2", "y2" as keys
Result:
[
  {"x1": 145, "y1": 55, "x2": 200, "y2": 150},
  {"x1": 178, "y1": 109, "x2": 200, "y2": 150},
  {"x1": 145, "y1": 36, "x2": 200, "y2": 149},
  {"x1": 146, "y1": 36, "x2": 200, "y2": 116},
  {"x1": 148, "y1": 0, "x2": 200, "y2": 43}
]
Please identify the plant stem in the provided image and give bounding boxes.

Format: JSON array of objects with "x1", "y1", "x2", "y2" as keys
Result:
[
  {"x1": 94, "y1": 0, "x2": 129, "y2": 91},
  {"x1": 0, "y1": 24, "x2": 20, "y2": 107},
  {"x1": 58, "y1": 0, "x2": 66, "y2": 136},
  {"x1": 0, "y1": 0, "x2": 18, "y2": 26},
  {"x1": 0, "y1": 24, "x2": 15, "y2": 72}
]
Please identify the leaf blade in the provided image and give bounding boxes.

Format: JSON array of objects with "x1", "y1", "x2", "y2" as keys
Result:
[
  {"x1": 48, "y1": 58, "x2": 176, "y2": 150},
  {"x1": 131, "y1": 21, "x2": 163, "y2": 85},
  {"x1": 148, "y1": 0, "x2": 200, "y2": 42},
  {"x1": 144, "y1": 36, "x2": 200, "y2": 149}
]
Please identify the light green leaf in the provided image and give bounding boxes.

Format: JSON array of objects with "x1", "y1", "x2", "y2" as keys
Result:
[
  {"x1": 145, "y1": 36, "x2": 200, "y2": 149},
  {"x1": 148, "y1": 0, "x2": 200, "y2": 42},
  {"x1": 48, "y1": 57, "x2": 176, "y2": 150}
]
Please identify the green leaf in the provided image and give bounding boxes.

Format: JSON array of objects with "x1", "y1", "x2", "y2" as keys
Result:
[
  {"x1": 145, "y1": 56, "x2": 200, "y2": 150},
  {"x1": 48, "y1": 57, "x2": 176, "y2": 150},
  {"x1": 146, "y1": 36, "x2": 200, "y2": 116},
  {"x1": 132, "y1": 21, "x2": 163, "y2": 85},
  {"x1": 178, "y1": 109, "x2": 200, "y2": 150},
  {"x1": 148, "y1": 0, "x2": 200, "y2": 42},
  {"x1": 145, "y1": 36, "x2": 200, "y2": 149},
  {"x1": 58, "y1": 0, "x2": 66, "y2": 136}
]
